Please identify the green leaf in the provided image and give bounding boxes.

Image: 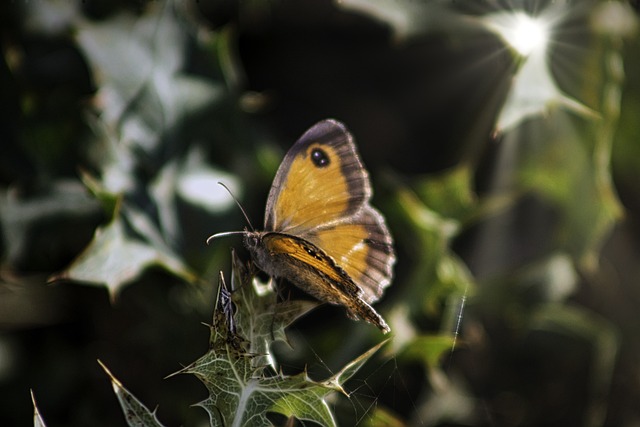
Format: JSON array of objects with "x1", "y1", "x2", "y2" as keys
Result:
[
  {"x1": 65, "y1": 0, "x2": 238, "y2": 296},
  {"x1": 75, "y1": 3, "x2": 184, "y2": 125},
  {"x1": 399, "y1": 335, "x2": 457, "y2": 371},
  {"x1": 57, "y1": 215, "x2": 194, "y2": 295},
  {"x1": 269, "y1": 340, "x2": 387, "y2": 423},
  {"x1": 186, "y1": 333, "x2": 386, "y2": 427},
  {"x1": 481, "y1": 2, "x2": 626, "y2": 270},
  {"x1": 79, "y1": 169, "x2": 120, "y2": 220},
  {"x1": 414, "y1": 165, "x2": 476, "y2": 222},
  {"x1": 76, "y1": 2, "x2": 223, "y2": 151},
  {"x1": 493, "y1": 48, "x2": 595, "y2": 132},
  {"x1": 228, "y1": 252, "x2": 317, "y2": 370},
  {"x1": 413, "y1": 162, "x2": 515, "y2": 230},
  {"x1": 181, "y1": 252, "x2": 383, "y2": 427},
  {"x1": 510, "y1": 111, "x2": 622, "y2": 270},
  {"x1": 394, "y1": 187, "x2": 473, "y2": 316},
  {"x1": 99, "y1": 361, "x2": 166, "y2": 427}
]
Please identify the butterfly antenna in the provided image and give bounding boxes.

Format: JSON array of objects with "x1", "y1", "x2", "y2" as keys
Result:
[
  {"x1": 206, "y1": 182, "x2": 255, "y2": 245},
  {"x1": 217, "y1": 182, "x2": 255, "y2": 231}
]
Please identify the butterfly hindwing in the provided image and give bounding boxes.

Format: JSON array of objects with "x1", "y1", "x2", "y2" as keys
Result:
[
  {"x1": 259, "y1": 232, "x2": 390, "y2": 332},
  {"x1": 304, "y1": 207, "x2": 395, "y2": 303},
  {"x1": 261, "y1": 233, "x2": 361, "y2": 300}
]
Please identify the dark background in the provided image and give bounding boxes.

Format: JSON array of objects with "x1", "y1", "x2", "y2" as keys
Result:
[{"x1": 2, "y1": 0, "x2": 640, "y2": 426}]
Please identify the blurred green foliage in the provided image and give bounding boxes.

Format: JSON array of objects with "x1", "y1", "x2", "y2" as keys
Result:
[{"x1": 2, "y1": 0, "x2": 640, "y2": 426}]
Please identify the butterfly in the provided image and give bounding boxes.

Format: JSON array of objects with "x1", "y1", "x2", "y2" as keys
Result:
[{"x1": 212, "y1": 119, "x2": 395, "y2": 333}]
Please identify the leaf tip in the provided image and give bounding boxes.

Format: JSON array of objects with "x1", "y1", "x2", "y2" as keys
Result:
[{"x1": 98, "y1": 359, "x2": 124, "y2": 390}]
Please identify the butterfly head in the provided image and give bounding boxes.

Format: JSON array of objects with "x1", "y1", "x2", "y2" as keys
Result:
[
  {"x1": 242, "y1": 230, "x2": 283, "y2": 279},
  {"x1": 242, "y1": 230, "x2": 261, "y2": 253}
]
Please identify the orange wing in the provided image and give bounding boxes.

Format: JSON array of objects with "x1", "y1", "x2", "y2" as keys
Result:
[
  {"x1": 259, "y1": 231, "x2": 391, "y2": 333},
  {"x1": 305, "y1": 207, "x2": 394, "y2": 303},
  {"x1": 264, "y1": 119, "x2": 370, "y2": 235},
  {"x1": 264, "y1": 119, "x2": 395, "y2": 303},
  {"x1": 261, "y1": 233, "x2": 357, "y2": 291}
]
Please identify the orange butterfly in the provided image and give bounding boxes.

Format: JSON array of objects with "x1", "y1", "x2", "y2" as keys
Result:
[{"x1": 213, "y1": 119, "x2": 395, "y2": 333}]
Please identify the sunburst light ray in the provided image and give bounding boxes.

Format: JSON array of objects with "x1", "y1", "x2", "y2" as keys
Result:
[{"x1": 481, "y1": 1, "x2": 597, "y2": 132}]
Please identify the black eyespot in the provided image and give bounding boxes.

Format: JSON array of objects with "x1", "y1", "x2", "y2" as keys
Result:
[{"x1": 311, "y1": 148, "x2": 330, "y2": 168}]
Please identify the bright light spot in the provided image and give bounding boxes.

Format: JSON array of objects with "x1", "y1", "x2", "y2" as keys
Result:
[
  {"x1": 484, "y1": 10, "x2": 552, "y2": 57},
  {"x1": 482, "y1": 3, "x2": 597, "y2": 132},
  {"x1": 177, "y1": 169, "x2": 239, "y2": 213},
  {"x1": 510, "y1": 13, "x2": 549, "y2": 56}
]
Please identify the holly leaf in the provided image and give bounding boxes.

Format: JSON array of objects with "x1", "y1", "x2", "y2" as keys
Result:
[
  {"x1": 76, "y1": 2, "x2": 222, "y2": 140},
  {"x1": 491, "y1": 47, "x2": 595, "y2": 132},
  {"x1": 99, "y1": 361, "x2": 166, "y2": 427},
  {"x1": 186, "y1": 329, "x2": 386, "y2": 427},
  {"x1": 268, "y1": 341, "x2": 387, "y2": 422},
  {"x1": 56, "y1": 214, "x2": 194, "y2": 296},
  {"x1": 31, "y1": 391, "x2": 47, "y2": 427},
  {"x1": 180, "y1": 252, "x2": 384, "y2": 426},
  {"x1": 225, "y1": 252, "x2": 317, "y2": 370}
]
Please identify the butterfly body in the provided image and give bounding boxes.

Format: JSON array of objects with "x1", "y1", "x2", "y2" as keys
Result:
[
  {"x1": 244, "y1": 231, "x2": 389, "y2": 332},
  {"x1": 229, "y1": 119, "x2": 395, "y2": 333}
]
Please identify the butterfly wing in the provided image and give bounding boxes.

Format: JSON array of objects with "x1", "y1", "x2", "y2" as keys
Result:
[
  {"x1": 256, "y1": 231, "x2": 391, "y2": 333},
  {"x1": 263, "y1": 118, "x2": 395, "y2": 305},
  {"x1": 264, "y1": 119, "x2": 370, "y2": 234},
  {"x1": 305, "y1": 207, "x2": 395, "y2": 303}
]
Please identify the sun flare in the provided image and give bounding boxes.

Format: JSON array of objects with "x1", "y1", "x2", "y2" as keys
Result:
[
  {"x1": 510, "y1": 12, "x2": 550, "y2": 56},
  {"x1": 485, "y1": 10, "x2": 552, "y2": 57}
]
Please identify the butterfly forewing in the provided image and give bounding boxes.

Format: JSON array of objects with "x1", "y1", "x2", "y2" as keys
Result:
[{"x1": 264, "y1": 120, "x2": 371, "y2": 234}]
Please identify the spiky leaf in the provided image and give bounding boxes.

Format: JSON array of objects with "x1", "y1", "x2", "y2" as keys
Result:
[
  {"x1": 99, "y1": 361, "x2": 166, "y2": 427},
  {"x1": 58, "y1": 214, "x2": 194, "y2": 295},
  {"x1": 182, "y1": 252, "x2": 385, "y2": 426},
  {"x1": 31, "y1": 391, "x2": 47, "y2": 427}
]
